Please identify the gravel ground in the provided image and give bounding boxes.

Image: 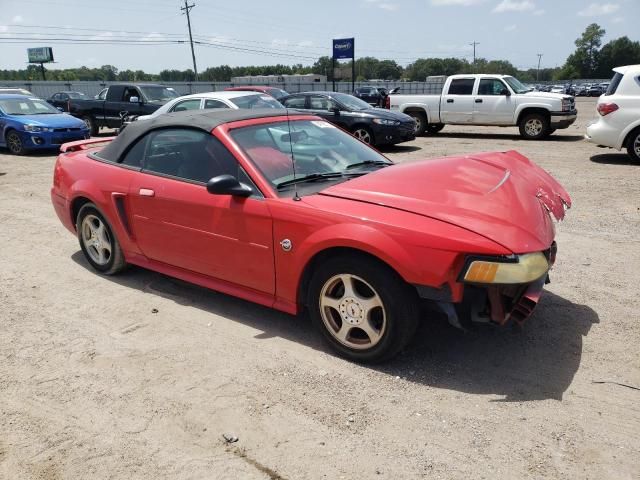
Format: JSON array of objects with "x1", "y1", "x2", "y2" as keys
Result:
[{"x1": 1, "y1": 97, "x2": 638, "y2": 479}]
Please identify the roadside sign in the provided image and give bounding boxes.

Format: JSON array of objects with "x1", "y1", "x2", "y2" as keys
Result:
[
  {"x1": 27, "y1": 47, "x2": 54, "y2": 64},
  {"x1": 333, "y1": 38, "x2": 354, "y2": 60}
]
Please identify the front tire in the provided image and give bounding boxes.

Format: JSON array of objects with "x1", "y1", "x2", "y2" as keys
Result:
[
  {"x1": 406, "y1": 111, "x2": 427, "y2": 136},
  {"x1": 519, "y1": 113, "x2": 549, "y2": 140},
  {"x1": 77, "y1": 203, "x2": 126, "y2": 275},
  {"x1": 6, "y1": 131, "x2": 25, "y2": 155},
  {"x1": 427, "y1": 124, "x2": 444, "y2": 134},
  {"x1": 307, "y1": 255, "x2": 419, "y2": 363}
]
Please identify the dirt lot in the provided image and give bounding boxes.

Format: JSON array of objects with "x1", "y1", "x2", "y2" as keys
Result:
[{"x1": 1, "y1": 97, "x2": 639, "y2": 479}]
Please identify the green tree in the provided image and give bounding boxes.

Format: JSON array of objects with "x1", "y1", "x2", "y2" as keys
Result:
[
  {"x1": 596, "y1": 36, "x2": 640, "y2": 77},
  {"x1": 564, "y1": 23, "x2": 606, "y2": 77}
]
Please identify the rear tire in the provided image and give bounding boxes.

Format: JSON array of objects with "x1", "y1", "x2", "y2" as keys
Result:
[
  {"x1": 406, "y1": 111, "x2": 427, "y2": 136},
  {"x1": 307, "y1": 255, "x2": 419, "y2": 363},
  {"x1": 82, "y1": 116, "x2": 98, "y2": 136},
  {"x1": 519, "y1": 113, "x2": 549, "y2": 140},
  {"x1": 77, "y1": 203, "x2": 126, "y2": 275},
  {"x1": 427, "y1": 124, "x2": 444, "y2": 134},
  {"x1": 6, "y1": 131, "x2": 25, "y2": 155},
  {"x1": 626, "y1": 127, "x2": 640, "y2": 164}
]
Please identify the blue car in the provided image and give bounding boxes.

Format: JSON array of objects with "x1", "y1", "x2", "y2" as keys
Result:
[{"x1": 0, "y1": 94, "x2": 90, "y2": 155}]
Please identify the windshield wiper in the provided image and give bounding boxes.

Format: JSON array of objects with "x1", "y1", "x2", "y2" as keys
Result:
[
  {"x1": 345, "y1": 160, "x2": 391, "y2": 170},
  {"x1": 276, "y1": 171, "x2": 364, "y2": 190}
]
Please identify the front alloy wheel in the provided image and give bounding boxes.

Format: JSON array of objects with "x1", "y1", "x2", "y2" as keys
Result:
[
  {"x1": 6, "y1": 131, "x2": 25, "y2": 155},
  {"x1": 308, "y1": 255, "x2": 419, "y2": 363},
  {"x1": 519, "y1": 113, "x2": 549, "y2": 140},
  {"x1": 626, "y1": 128, "x2": 640, "y2": 164},
  {"x1": 353, "y1": 127, "x2": 373, "y2": 145}
]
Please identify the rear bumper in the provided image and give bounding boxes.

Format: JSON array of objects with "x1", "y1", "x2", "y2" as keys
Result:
[
  {"x1": 585, "y1": 118, "x2": 623, "y2": 150},
  {"x1": 50, "y1": 189, "x2": 75, "y2": 234},
  {"x1": 549, "y1": 110, "x2": 577, "y2": 129}
]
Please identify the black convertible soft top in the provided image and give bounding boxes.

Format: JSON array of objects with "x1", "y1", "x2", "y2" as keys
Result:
[{"x1": 98, "y1": 108, "x2": 310, "y2": 162}]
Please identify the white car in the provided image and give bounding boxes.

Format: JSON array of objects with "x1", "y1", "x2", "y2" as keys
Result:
[
  {"x1": 586, "y1": 64, "x2": 640, "y2": 163},
  {"x1": 135, "y1": 90, "x2": 284, "y2": 122}
]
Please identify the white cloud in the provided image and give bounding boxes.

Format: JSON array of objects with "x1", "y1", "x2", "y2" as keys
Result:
[
  {"x1": 533, "y1": 9, "x2": 545, "y2": 15},
  {"x1": 11, "y1": 15, "x2": 23, "y2": 24},
  {"x1": 431, "y1": 0, "x2": 483, "y2": 5},
  {"x1": 365, "y1": 0, "x2": 399, "y2": 10},
  {"x1": 578, "y1": 3, "x2": 620, "y2": 16},
  {"x1": 493, "y1": 0, "x2": 535, "y2": 13},
  {"x1": 611, "y1": 16, "x2": 624, "y2": 23},
  {"x1": 297, "y1": 40, "x2": 313, "y2": 47},
  {"x1": 504, "y1": 24, "x2": 517, "y2": 31},
  {"x1": 0, "y1": 25, "x2": 8, "y2": 33}
]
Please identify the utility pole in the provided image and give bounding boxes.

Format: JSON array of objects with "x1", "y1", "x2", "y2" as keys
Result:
[
  {"x1": 470, "y1": 41, "x2": 479, "y2": 67},
  {"x1": 536, "y1": 53, "x2": 543, "y2": 81},
  {"x1": 181, "y1": 0, "x2": 198, "y2": 82}
]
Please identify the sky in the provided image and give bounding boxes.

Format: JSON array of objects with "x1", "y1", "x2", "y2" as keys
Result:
[{"x1": 0, "y1": 0, "x2": 638, "y2": 74}]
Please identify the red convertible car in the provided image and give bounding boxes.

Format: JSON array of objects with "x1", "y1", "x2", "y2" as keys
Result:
[{"x1": 51, "y1": 109, "x2": 571, "y2": 362}]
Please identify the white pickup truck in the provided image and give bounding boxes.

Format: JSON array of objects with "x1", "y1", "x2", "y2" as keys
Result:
[{"x1": 385, "y1": 74, "x2": 577, "y2": 140}]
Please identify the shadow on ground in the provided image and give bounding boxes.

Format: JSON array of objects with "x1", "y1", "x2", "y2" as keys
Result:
[
  {"x1": 378, "y1": 144, "x2": 422, "y2": 154},
  {"x1": 72, "y1": 252, "x2": 598, "y2": 402},
  {"x1": 590, "y1": 152, "x2": 638, "y2": 165},
  {"x1": 430, "y1": 132, "x2": 584, "y2": 143}
]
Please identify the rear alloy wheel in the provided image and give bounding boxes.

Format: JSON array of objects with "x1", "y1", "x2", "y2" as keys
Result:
[
  {"x1": 6, "y1": 131, "x2": 25, "y2": 155},
  {"x1": 407, "y1": 111, "x2": 427, "y2": 136},
  {"x1": 352, "y1": 127, "x2": 374, "y2": 145},
  {"x1": 77, "y1": 203, "x2": 126, "y2": 275},
  {"x1": 308, "y1": 255, "x2": 419, "y2": 363},
  {"x1": 626, "y1": 128, "x2": 640, "y2": 164},
  {"x1": 82, "y1": 116, "x2": 98, "y2": 136},
  {"x1": 519, "y1": 113, "x2": 549, "y2": 140}
]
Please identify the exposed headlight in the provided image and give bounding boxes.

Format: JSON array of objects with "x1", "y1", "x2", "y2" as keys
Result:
[
  {"x1": 561, "y1": 98, "x2": 572, "y2": 112},
  {"x1": 24, "y1": 125, "x2": 49, "y2": 132},
  {"x1": 461, "y1": 252, "x2": 549, "y2": 284},
  {"x1": 373, "y1": 118, "x2": 400, "y2": 126}
]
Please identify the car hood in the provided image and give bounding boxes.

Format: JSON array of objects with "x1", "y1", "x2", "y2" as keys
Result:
[
  {"x1": 320, "y1": 151, "x2": 571, "y2": 253},
  {"x1": 11, "y1": 113, "x2": 87, "y2": 128},
  {"x1": 353, "y1": 107, "x2": 414, "y2": 122},
  {"x1": 522, "y1": 91, "x2": 570, "y2": 101}
]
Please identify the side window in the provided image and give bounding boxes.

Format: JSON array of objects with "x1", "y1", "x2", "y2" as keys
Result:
[
  {"x1": 282, "y1": 96, "x2": 306, "y2": 109},
  {"x1": 120, "y1": 136, "x2": 147, "y2": 168},
  {"x1": 122, "y1": 87, "x2": 139, "y2": 102},
  {"x1": 478, "y1": 79, "x2": 506, "y2": 96},
  {"x1": 448, "y1": 78, "x2": 475, "y2": 95},
  {"x1": 141, "y1": 129, "x2": 243, "y2": 184},
  {"x1": 97, "y1": 89, "x2": 107, "y2": 100},
  {"x1": 61, "y1": 93, "x2": 69, "y2": 101},
  {"x1": 171, "y1": 99, "x2": 202, "y2": 112},
  {"x1": 309, "y1": 96, "x2": 330, "y2": 110},
  {"x1": 204, "y1": 99, "x2": 230, "y2": 109}
]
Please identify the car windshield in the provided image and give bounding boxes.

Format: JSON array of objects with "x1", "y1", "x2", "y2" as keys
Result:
[
  {"x1": 67, "y1": 92, "x2": 87, "y2": 99},
  {"x1": 230, "y1": 119, "x2": 391, "y2": 195},
  {"x1": 0, "y1": 97, "x2": 61, "y2": 115},
  {"x1": 229, "y1": 94, "x2": 285, "y2": 110},
  {"x1": 139, "y1": 86, "x2": 179, "y2": 102},
  {"x1": 503, "y1": 76, "x2": 529, "y2": 94},
  {"x1": 331, "y1": 93, "x2": 372, "y2": 111}
]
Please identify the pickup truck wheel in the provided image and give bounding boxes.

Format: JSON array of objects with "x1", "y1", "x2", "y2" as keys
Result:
[
  {"x1": 407, "y1": 112, "x2": 427, "y2": 135},
  {"x1": 6, "y1": 131, "x2": 25, "y2": 155},
  {"x1": 519, "y1": 113, "x2": 549, "y2": 140},
  {"x1": 82, "y1": 116, "x2": 98, "y2": 136},
  {"x1": 427, "y1": 124, "x2": 444, "y2": 134},
  {"x1": 626, "y1": 128, "x2": 640, "y2": 164},
  {"x1": 352, "y1": 127, "x2": 374, "y2": 145},
  {"x1": 308, "y1": 255, "x2": 419, "y2": 363}
]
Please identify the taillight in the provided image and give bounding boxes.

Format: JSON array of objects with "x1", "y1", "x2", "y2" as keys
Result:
[
  {"x1": 597, "y1": 102, "x2": 619, "y2": 116},
  {"x1": 384, "y1": 95, "x2": 390, "y2": 109}
]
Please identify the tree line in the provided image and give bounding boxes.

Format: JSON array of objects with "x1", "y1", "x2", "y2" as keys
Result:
[{"x1": 1, "y1": 24, "x2": 638, "y2": 83}]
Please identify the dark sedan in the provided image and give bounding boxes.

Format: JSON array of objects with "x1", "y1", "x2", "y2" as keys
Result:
[
  {"x1": 280, "y1": 92, "x2": 415, "y2": 147},
  {"x1": 353, "y1": 86, "x2": 388, "y2": 107},
  {"x1": 47, "y1": 91, "x2": 89, "y2": 111}
]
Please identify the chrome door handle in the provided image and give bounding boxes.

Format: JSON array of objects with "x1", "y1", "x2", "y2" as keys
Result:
[{"x1": 139, "y1": 188, "x2": 155, "y2": 197}]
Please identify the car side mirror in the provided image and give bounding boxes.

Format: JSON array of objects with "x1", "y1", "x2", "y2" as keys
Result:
[
  {"x1": 206, "y1": 174, "x2": 252, "y2": 197},
  {"x1": 330, "y1": 106, "x2": 340, "y2": 114},
  {"x1": 129, "y1": 96, "x2": 140, "y2": 103},
  {"x1": 500, "y1": 88, "x2": 511, "y2": 96}
]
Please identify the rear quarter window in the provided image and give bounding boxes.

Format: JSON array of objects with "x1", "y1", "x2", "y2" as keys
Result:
[{"x1": 605, "y1": 72, "x2": 623, "y2": 96}]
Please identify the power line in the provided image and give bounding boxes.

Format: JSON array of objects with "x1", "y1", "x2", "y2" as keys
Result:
[{"x1": 180, "y1": 0, "x2": 198, "y2": 81}]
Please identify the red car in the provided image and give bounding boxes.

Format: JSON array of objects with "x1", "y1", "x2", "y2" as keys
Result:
[
  {"x1": 224, "y1": 86, "x2": 289, "y2": 100},
  {"x1": 51, "y1": 109, "x2": 571, "y2": 362}
]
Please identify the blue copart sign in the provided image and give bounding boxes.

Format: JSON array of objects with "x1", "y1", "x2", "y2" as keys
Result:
[{"x1": 333, "y1": 38, "x2": 354, "y2": 59}]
